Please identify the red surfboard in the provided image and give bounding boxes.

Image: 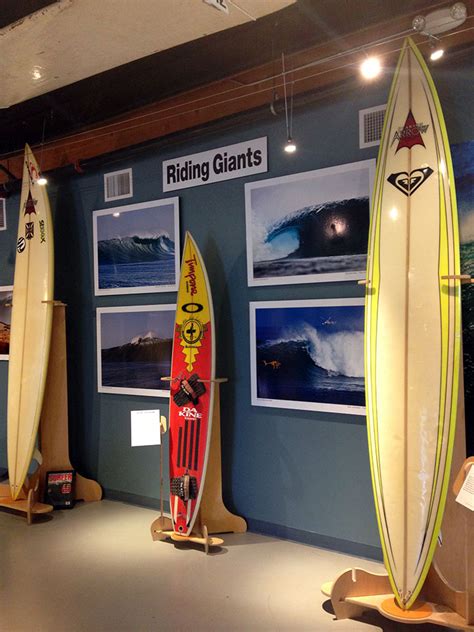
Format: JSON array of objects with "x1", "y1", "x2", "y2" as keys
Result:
[{"x1": 168, "y1": 232, "x2": 215, "y2": 535}]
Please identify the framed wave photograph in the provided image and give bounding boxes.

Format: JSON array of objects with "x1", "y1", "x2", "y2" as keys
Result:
[
  {"x1": 97, "y1": 305, "x2": 175, "y2": 397},
  {"x1": 0, "y1": 286, "x2": 13, "y2": 360},
  {"x1": 245, "y1": 159, "x2": 375, "y2": 286},
  {"x1": 93, "y1": 198, "x2": 180, "y2": 295},
  {"x1": 250, "y1": 298, "x2": 366, "y2": 415}
]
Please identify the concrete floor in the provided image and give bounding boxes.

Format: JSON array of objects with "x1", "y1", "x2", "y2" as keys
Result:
[{"x1": 0, "y1": 500, "x2": 455, "y2": 631}]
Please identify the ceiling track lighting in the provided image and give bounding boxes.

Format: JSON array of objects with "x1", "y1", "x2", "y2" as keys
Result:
[
  {"x1": 412, "y1": 2, "x2": 467, "y2": 60},
  {"x1": 429, "y1": 35, "x2": 445, "y2": 61}
]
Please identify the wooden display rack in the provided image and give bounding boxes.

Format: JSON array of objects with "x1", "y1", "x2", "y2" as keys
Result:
[
  {"x1": 0, "y1": 303, "x2": 101, "y2": 523},
  {"x1": 150, "y1": 379, "x2": 247, "y2": 553},
  {"x1": 322, "y1": 369, "x2": 474, "y2": 630}
]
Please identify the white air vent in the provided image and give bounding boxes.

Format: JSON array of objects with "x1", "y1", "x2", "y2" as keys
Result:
[
  {"x1": 359, "y1": 104, "x2": 386, "y2": 149},
  {"x1": 104, "y1": 168, "x2": 133, "y2": 202},
  {"x1": 0, "y1": 198, "x2": 6, "y2": 231}
]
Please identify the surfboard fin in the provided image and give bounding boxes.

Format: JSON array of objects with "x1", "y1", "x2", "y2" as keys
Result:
[{"x1": 33, "y1": 448, "x2": 43, "y2": 465}]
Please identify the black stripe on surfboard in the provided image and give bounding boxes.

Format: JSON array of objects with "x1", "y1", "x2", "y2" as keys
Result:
[
  {"x1": 188, "y1": 419, "x2": 195, "y2": 470},
  {"x1": 177, "y1": 426, "x2": 183, "y2": 470},
  {"x1": 194, "y1": 418, "x2": 201, "y2": 471},
  {"x1": 182, "y1": 419, "x2": 189, "y2": 468}
]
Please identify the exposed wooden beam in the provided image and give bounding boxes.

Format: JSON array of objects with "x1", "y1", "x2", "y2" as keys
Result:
[{"x1": 1, "y1": 1, "x2": 473, "y2": 184}]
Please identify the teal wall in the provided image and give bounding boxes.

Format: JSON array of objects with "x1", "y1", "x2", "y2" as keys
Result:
[{"x1": 1, "y1": 49, "x2": 473, "y2": 556}]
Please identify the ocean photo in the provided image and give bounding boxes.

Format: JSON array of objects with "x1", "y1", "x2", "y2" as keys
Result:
[
  {"x1": 245, "y1": 160, "x2": 375, "y2": 285},
  {"x1": 251, "y1": 300, "x2": 365, "y2": 414},
  {"x1": 97, "y1": 306, "x2": 175, "y2": 397},
  {"x1": 93, "y1": 198, "x2": 179, "y2": 295},
  {"x1": 452, "y1": 140, "x2": 474, "y2": 451},
  {"x1": 0, "y1": 287, "x2": 13, "y2": 358}
]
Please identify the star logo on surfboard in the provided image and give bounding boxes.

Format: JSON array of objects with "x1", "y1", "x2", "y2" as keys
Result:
[
  {"x1": 23, "y1": 192, "x2": 37, "y2": 216},
  {"x1": 391, "y1": 110, "x2": 429, "y2": 152},
  {"x1": 387, "y1": 166, "x2": 434, "y2": 196}
]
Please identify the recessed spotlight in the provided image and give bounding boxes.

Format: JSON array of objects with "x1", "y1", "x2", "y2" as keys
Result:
[
  {"x1": 360, "y1": 57, "x2": 381, "y2": 80},
  {"x1": 32, "y1": 66, "x2": 43, "y2": 81}
]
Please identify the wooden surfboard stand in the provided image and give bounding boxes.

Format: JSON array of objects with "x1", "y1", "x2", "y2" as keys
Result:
[
  {"x1": 322, "y1": 367, "x2": 474, "y2": 630},
  {"x1": 0, "y1": 302, "x2": 101, "y2": 523},
  {"x1": 150, "y1": 379, "x2": 247, "y2": 553}
]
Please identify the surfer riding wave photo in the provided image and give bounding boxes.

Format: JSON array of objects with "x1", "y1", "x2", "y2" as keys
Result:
[{"x1": 253, "y1": 303, "x2": 365, "y2": 410}]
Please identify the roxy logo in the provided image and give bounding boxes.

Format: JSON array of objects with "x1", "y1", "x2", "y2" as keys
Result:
[
  {"x1": 391, "y1": 110, "x2": 429, "y2": 152},
  {"x1": 387, "y1": 166, "x2": 434, "y2": 196},
  {"x1": 178, "y1": 407, "x2": 202, "y2": 419},
  {"x1": 185, "y1": 254, "x2": 198, "y2": 296}
]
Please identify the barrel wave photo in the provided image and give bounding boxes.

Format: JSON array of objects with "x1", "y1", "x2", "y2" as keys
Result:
[{"x1": 245, "y1": 160, "x2": 375, "y2": 285}]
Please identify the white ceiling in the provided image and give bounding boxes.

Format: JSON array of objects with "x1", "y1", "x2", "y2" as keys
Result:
[{"x1": 0, "y1": 0, "x2": 294, "y2": 109}]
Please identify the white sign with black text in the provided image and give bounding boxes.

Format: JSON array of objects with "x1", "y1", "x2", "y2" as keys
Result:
[
  {"x1": 131, "y1": 409, "x2": 161, "y2": 447},
  {"x1": 162, "y1": 137, "x2": 268, "y2": 192},
  {"x1": 456, "y1": 464, "x2": 474, "y2": 511}
]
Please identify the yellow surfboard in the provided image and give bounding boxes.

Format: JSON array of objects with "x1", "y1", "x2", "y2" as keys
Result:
[
  {"x1": 365, "y1": 38, "x2": 461, "y2": 609},
  {"x1": 7, "y1": 145, "x2": 54, "y2": 500}
]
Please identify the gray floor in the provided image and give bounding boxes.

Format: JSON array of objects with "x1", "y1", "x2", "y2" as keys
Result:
[{"x1": 0, "y1": 500, "x2": 454, "y2": 631}]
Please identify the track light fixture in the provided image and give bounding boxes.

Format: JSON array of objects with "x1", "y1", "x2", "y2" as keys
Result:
[
  {"x1": 282, "y1": 53, "x2": 296, "y2": 154},
  {"x1": 429, "y1": 35, "x2": 445, "y2": 61},
  {"x1": 412, "y1": 2, "x2": 466, "y2": 61}
]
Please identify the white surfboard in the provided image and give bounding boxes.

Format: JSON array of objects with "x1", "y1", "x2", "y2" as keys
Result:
[
  {"x1": 365, "y1": 38, "x2": 461, "y2": 609},
  {"x1": 7, "y1": 145, "x2": 54, "y2": 500}
]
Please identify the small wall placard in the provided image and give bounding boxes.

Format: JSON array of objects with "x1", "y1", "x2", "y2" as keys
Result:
[{"x1": 131, "y1": 409, "x2": 162, "y2": 446}]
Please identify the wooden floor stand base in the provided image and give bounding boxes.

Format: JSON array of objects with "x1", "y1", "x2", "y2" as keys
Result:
[
  {"x1": 34, "y1": 303, "x2": 102, "y2": 504},
  {"x1": 0, "y1": 480, "x2": 53, "y2": 524},
  {"x1": 321, "y1": 456, "x2": 474, "y2": 630},
  {"x1": 321, "y1": 364, "x2": 473, "y2": 629},
  {"x1": 150, "y1": 380, "x2": 246, "y2": 553},
  {"x1": 322, "y1": 563, "x2": 473, "y2": 630},
  {"x1": 152, "y1": 523, "x2": 224, "y2": 554},
  {"x1": 0, "y1": 303, "x2": 101, "y2": 524}
]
